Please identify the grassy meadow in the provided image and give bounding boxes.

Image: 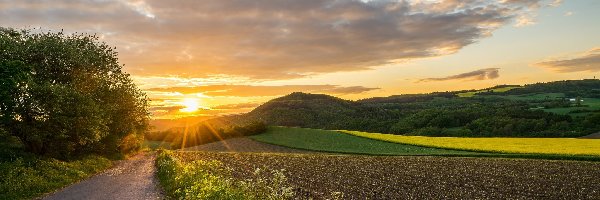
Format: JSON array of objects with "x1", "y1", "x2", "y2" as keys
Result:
[
  {"x1": 0, "y1": 135, "x2": 113, "y2": 200},
  {"x1": 457, "y1": 86, "x2": 521, "y2": 97},
  {"x1": 343, "y1": 130, "x2": 600, "y2": 157},
  {"x1": 486, "y1": 92, "x2": 600, "y2": 116},
  {"x1": 0, "y1": 155, "x2": 111, "y2": 200},
  {"x1": 460, "y1": 90, "x2": 600, "y2": 116},
  {"x1": 250, "y1": 127, "x2": 479, "y2": 155}
]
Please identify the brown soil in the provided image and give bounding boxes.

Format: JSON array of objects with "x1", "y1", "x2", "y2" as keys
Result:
[
  {"x1": 174, "y1": 152, "x2": 600, "y2": 200},
  {"x1": 180, "y1": 137, "x2": 312, "y2": 153}
]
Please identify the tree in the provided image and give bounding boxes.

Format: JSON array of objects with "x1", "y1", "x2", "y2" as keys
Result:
[{"x1": 0, "y1": 28, "x2": 149, "y2": 158}]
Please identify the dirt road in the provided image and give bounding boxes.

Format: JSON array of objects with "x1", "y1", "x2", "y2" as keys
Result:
[{"x1": 44, "y1": 152, "x2": 163, "y2": 200}]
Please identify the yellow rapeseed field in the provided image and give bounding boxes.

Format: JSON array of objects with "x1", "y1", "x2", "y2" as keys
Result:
[{"x1": 341, "y1": 130, "x2": 600, "y2": 156}]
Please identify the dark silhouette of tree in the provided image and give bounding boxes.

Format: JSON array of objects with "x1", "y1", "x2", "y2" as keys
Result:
[{"x1": 0, "y1": 28, "x2": 149, "y2": 158}]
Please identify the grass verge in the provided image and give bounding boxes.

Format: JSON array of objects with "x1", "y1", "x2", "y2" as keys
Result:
[
  {"x1": 155, "y1": 150, "x2": 295, "y2": 200},
  {"x1": 0, "y1": 155, "x2": 111, "y2": 200}
]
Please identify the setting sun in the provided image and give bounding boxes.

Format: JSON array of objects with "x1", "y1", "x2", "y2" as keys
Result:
[{"x1": 180, "y1": 98, "x2": 200, "y2": 112}]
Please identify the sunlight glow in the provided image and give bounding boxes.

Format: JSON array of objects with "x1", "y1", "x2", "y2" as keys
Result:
[{"x1": 180, "y1": 98, "x2": 200, "y2": 112}]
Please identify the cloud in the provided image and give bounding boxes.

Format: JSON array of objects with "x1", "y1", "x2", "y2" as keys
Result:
[
  {"x1": 212, "y1": 103, "x2": 261, "y2": 110},
  {"x1": 514, "y1": 15, "x2": 535, "y2": 27},
  {"x1": 417, "y1": 68, "x2": 500, "y2": 82},
  {"x1": 148, "y1": 103, "x2": 244, "y2": 118},
  {"x1": 0, "y1": 0, "x2": 555, "y2": 79},
  {"x1": 536, "y1": 48, "x2": 600, "y2": 73},
  {"x1": 564, "y1": 11, "x2": 573, "y2": 16},
  {"x1": 148, "y1": 105, "x2": 186, "y2": 116},
  {"x1": 147, "y1": 85, "x2": 379, "y2": 97}
]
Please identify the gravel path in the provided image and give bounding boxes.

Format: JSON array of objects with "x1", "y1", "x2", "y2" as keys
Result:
[
  {"x1": 181, "y1": 137, "x2": 312, "y2": 153},
  {"x1": 44, "y1": 152, "x2": 163, "y2": 200}
]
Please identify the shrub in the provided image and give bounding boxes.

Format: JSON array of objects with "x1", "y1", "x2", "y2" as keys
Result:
[
  {"x1": 0, "y1": 27, "x2": 149, "y2": 158},
  {"x1": 0, "y1": 155, "x2": 111, "y2": 200}
]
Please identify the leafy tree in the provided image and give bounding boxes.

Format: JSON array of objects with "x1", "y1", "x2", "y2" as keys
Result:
[{"x1": 0, "y1": 28, "x2": 148, "y2": 158}]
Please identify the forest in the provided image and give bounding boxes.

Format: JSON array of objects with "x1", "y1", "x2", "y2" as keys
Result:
[{"x1": 241, "y1": 80, "x2": 600, "y2": 137}]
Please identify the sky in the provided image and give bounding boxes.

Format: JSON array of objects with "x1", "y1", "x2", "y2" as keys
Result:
[{"x1": 1, "y1": 0, "x2": 599, "y2": 119}]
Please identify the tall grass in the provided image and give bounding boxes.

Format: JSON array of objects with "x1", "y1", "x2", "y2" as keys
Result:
[
  {"x1": 155, "y1": 150, "x2": 294, "y2": 200},
  {"x1": 0, "y1": 155, "x2": 111, "y2": 200}
]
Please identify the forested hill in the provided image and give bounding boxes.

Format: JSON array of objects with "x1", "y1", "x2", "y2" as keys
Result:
[
  {"x1": 239, "y1": 79, "x2": 600, "y2": 137},
  {"x1": 499, "y1": 79, "x2": 600, "y2": 97},
  {"x1": 153, "y1": 79, "x2": 600, "y2": 141}
]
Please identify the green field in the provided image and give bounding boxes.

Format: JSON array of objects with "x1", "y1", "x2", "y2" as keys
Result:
[
  {"x1": 342, "y1": 130, "x2": 600, "y2": 157},
  {"x1": 457, "y1": 86, "x2": 521, "y2": 97},
  {"x1": 543, "y1": 97, "x2": 600, "y2": 115},
  {"x1": 477, "y1": 92, "x2": 600, "y2": 116},
  {"x1": 250, "y1": 127, "x2": 481, "y2": 155}
]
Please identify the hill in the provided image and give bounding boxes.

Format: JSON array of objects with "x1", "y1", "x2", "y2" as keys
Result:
[
  {"x1": 240, "y1": 79, "x2": 600, "y2": 137},
  {"x1": 243, "y1": 92, "x2": 390, "y2": 131},
  {"x1": 148, "y1": 79, "x2": 600, "y2": 148}
]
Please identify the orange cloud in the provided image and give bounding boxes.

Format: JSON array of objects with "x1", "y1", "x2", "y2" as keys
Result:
[
  {"x1": 417, "y1": 68, "x2": 500, "y2": 82},
  {"x1": 147, "y1": 85, "x2": 379, "y2": 97},
  {"x1": 536, "y1": 48, "x2": 600, "y2": 73},
  {"x1": 0, "y1": 0, "x2": 550, "y2": 79}
]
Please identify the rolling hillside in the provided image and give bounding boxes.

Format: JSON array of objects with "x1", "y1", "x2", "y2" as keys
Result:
[{"x1": 151, "y1": 79, "x2": 600, "y2": 145}]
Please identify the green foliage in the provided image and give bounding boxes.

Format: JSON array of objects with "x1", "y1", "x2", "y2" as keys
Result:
[
  {"x1": 0, "y1": 155, "x2": 111, "y2": 200},
  {"x1": 0, "y1": 27, "x2": 149, "y2": 158},
  {"x1": 500, "y1": 79, "x2": 600, "y2": 98},
  {"x1": 246, "y1": 92, "x2": 403, "y2": 133},
  {"x1": 156, "y1": 150, "x2": 294, "y2": 200},
  {"x1": 151, "y1": 80, "x2": 600, "y2": 140},
  {"x1": 250, "y1": 127, "x2": 479, "y2": 155},
  {"x1": 236, "y1": 80, "x2": 600, "y2": 137}
]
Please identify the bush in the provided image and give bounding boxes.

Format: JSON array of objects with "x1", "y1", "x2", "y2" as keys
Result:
[{"x1": 0, "y1": 27, "x2": 149, "y2": 158}]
